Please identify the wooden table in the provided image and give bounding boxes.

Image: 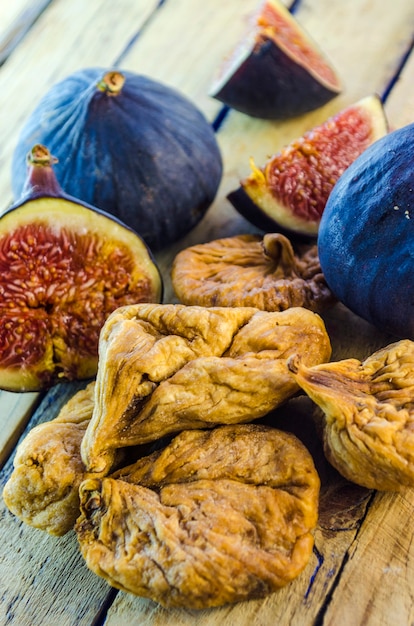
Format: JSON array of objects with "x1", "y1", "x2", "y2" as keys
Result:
[{"x1": 1, "y1": 1, "x2": 414, "y2": 624}]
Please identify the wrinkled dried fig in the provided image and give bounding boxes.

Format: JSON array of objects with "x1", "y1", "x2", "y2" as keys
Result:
[
  {"x1": 81, "y1": 303, "x2": 331, "y2": 475},
  {"x1": 171, "y1": 233, "x2": 334, "y2": 312},
  {"x1": 2, "y1": 383, "x2": 95, "y2": 535},
  {"x1": 288, "y1": 340, "x2": 414, "y2": 491},
  {"x1": 76, "y1": 424, "x2": 320, "y2": 609}
]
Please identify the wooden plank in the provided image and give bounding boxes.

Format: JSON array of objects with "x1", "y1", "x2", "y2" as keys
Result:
[
  {"x1": 0, "y1": 391, "x2": 39, "y2": 469},
  {"x1": 323, "y1": 489, "x2": 414, "y2": 626},
  {"x1": 0, "y1": 0, "x2": 53, "y2": 66},
  {"x1": 298, "y1": 0, "x2": 414, "y2": 108},
  {"x1": 0, "y1": 518, "x2": 111, "y2": 626}
]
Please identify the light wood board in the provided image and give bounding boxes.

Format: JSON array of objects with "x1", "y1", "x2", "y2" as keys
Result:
[{"x1": 0, "y1": 1, "x2": 414, "y2": 625}]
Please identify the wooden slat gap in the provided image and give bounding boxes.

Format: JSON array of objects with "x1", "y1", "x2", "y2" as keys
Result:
[
  {"x1": 0, "y1": 0, "x2": 54, "y2": 67},
  {"x1": 289, "y1": 0, "x2": 303, "y2": 14},
  {"x1": 311, "y1": 548, "x2": 351, "y2": 626},
  {"x1": 311, "y1": 488, "x2": 377, "y2": 625},
  {"x1": 382, "y1": 34, "x2": 414, "y2": 103},
  {"x1": 90, "y1": 587, "x2": 120, "y2": 626},
  {"x1": 304, "y1": 543, "x2": 325, "y2": 601},
  {"x1": 113, "y1": 0, "x2": 170, "y2": 67},
  {"x1": 212, "y1": 104, "x2": 230, "y2": 132}
]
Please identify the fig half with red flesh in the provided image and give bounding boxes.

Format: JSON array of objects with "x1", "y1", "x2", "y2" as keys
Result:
[
  {"x1": 228, "y1": 94, "x2": 388, "y2": 237},
  {"x1": 209, "y1": 0, "x2": 341, "y2": 119},
  {"x1": 0, "y1": 145, "x2": 163, "y2": 392}
]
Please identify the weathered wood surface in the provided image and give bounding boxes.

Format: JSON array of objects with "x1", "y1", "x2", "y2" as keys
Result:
[
  {"x1": 0, "y1": 1, "x2": 414, "y2": 625},
  {"x1": 0, "y1": 0, "x2": 53, "y2": 66}
]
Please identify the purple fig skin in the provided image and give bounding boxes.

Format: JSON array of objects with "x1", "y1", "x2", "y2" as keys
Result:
[
  {"x1": 212, "y1": 42, "x2": 340, "y2": 120},
  {"x1": 20, "y1": 144, "x2": 63, "y2": 199},
  {"x1": 11, "y1": 68, "x2": 223, "y2": 251},
  {"x1": 209, "y1": 0, "x2": 341, "y2": 120},
  {"x1": 318, "y1": 123, "x2": 414, "y2": 340}
]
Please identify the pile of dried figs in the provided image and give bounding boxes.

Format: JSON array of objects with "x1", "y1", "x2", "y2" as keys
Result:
[
  {"x1": 4, "y1": 288, "x2": 414, "y2": 609},
  {"x1": 3, "y1": 0, "x2": 414, "y2": 612},
  {"x1": 4, "y1": 302, "x2": 331, "y2": 608}
]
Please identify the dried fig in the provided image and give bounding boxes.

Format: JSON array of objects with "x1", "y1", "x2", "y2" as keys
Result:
[
  {"x1": 76, "y1": 424, "x2": 320, "y2": 608},
  {"x1": 288, "y1": 340, "x2": 414, "y2": 491},
  {"x1": 81, "y1": 303, "x2": 331, "y2": 475},
  {"x1": 2, "y1": 383, "x2": 95, "y2": 535},
  {"x1": 171, "y1": 232, "x2": 335, "y2": 312}
]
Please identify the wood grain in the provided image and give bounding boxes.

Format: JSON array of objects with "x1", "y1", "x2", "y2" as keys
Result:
[
  {"x1": 323, "y1": 489, "x2": 414, "y2": 626},
  {"x1": 0, "y1": 0, "x2": 413, "y2": 624},
  {"x1": 0, "y1": 0, "x2": 52, "y2": 65},
  {"x1": 0, "y1": 390, "x2": 39, "y2": 469}
]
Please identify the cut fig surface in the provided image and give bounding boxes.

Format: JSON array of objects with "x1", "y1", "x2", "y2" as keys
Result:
[
  {"x1": 228, "y1": 95, "x2": 388, "y2": 236},
  {"x1": 0, "y1": 146, "x2": 162, "y2": 392},
  {"x1": 209, "y1": 0, "x2": 341, "y2": 119}
]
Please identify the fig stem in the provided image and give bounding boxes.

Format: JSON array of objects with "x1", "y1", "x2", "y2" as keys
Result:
[
  {"x1": 96, "y1": 71, "x2": 125, "y2": 95},
  {"x1": 287, "y1": 354, "x2": 300, "y2": 375},
  {"x1": 27, "y1": 144, "x2": 58, "y2": 167},
  {"x1": 262, "y1": 233, "x2": 298, "y2": 272},
  {"x1": 22, "y1": 144, "x2": 63, "y2": 198}
]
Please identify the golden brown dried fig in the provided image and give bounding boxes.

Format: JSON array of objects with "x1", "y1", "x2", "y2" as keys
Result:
[
  {"x1": 171, "y1": 233, "x2": 335, "y2": 312},
  {"x1": 2, "y1": 383, "x2": 95, "y2": 535},
  {"x1": 76, "y1": 424, "x2": 320, "y2": 609},
  {"x1": 81, "y1": 303, "x2": 331, "y2": 475},
  {"x1": 288, "y1": 340, "x2": 414, "y2": 491}
]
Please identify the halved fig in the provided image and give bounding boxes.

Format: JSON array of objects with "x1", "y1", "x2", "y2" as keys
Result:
[
  {"x1": 209, "y1": 0, "x2": 341, "y2": 119},
  {"x1": 0, "y1": 145, "x2": 163, "y2": 392},
  {"x1": 228, "y1": 94, "x2": 388, "y2": 236}
]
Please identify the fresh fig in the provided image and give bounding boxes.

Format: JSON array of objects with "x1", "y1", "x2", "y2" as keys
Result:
[
  {"x1": 0, "y1": 145, "x2": 163, "y2": 392},
  {"x1": 209, "y1": 0, "x2": 341, "y2": 119},
  {"x1": 228, "y1": 95, "x2": 388, "y2": 237},
  {"x1": 318, "y1": 123, "x2": 414, "y2": 340},
  {"x1": 11, "y1": 68, "x2": 223, "y2": 251}
]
